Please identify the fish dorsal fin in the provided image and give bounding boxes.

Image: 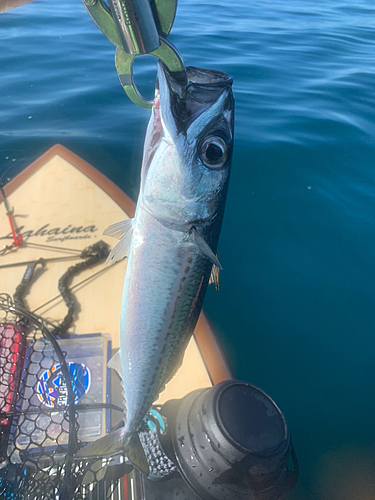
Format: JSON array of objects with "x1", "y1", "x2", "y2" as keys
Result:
[
  {"x1": 105, "y1": 227, "x2": 133, "y2": 266},
  {"x1": 103, "y1": 218, "x2": 134, "y2": 240},
  {"x1": 209, "y1": 253, "x2": 220, "y2": 293},
  {"x1": 108, "y1": 350, "x2": 123, "y2": 378},
  {"x1": 191, "y1": 228, "x2": 223, "y2": 270}
]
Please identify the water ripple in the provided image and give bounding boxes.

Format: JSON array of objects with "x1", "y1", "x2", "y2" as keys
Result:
[{"x1": 1, "y1": 2, "x2": 375, "y2": 499}]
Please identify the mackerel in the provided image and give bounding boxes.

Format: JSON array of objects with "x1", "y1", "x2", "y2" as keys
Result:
[{"x1": 77, "y1": 63, "x2": 234, "y2": 474}]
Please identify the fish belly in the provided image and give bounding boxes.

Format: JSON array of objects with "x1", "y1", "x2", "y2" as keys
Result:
[{"x1": 120, "y1": 207, "x2": 211, "y2": 433}]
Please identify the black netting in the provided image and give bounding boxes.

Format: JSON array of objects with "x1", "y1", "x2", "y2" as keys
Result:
[{"x1": 0, "y1": 294, "x2": 128, "y2": 500}]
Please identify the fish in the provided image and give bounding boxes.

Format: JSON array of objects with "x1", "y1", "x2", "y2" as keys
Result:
[{"x1": 76, "y1": 63, "x2": 234, "y2": 474}]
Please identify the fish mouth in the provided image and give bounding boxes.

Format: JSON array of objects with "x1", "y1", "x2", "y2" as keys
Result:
[
  {"x1": 144, "y1": 64, "x2": 233, "y2": 166},
  {"x1": 140, "y1": 64, "x2": 234, "y2": 227},
  {"x1": 142, "y1": 90, "x2": 163, "y2": 170},
  {"x1": 156, "y1": 63, "x2": 234, "y2": 136}
]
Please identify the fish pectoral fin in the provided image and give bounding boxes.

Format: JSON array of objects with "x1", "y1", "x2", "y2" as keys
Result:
[
  {"x1": 209, "y1": 254, "x2": 220, "y2": 293},
  {"x1": 103, "y1": 218, "x2": 134, "y2": 240},
  {"x1": 191, "y1": 228, "x2": 223, "y2": 270},
  {"x1": 75, "y1": 429, "x2": 150, "y2": 477},
  {"x1": 108, "y1": 350, "x2": 122, "y2": 378},
  {"x1": 105, "y1": 227, "x2": 133, "y2": 266}
]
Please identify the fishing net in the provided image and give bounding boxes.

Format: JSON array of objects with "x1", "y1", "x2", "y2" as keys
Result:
[{"x1": 0, "y1": 294, "x2": 129, "y2": 500}]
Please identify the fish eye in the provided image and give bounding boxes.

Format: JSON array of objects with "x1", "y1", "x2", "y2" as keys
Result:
[{"x1": 200, "y1": 136, "x2": 228, "y2": 169}]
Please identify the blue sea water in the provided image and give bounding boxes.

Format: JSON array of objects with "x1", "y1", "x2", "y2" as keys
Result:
[{"x1": 1, "y1": 0, "x2": 375, "y2": 498}]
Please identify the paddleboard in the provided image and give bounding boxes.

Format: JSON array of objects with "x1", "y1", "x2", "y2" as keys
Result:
[{"x1": 0, "y1": 144, "x2": 233, "y2": 498}]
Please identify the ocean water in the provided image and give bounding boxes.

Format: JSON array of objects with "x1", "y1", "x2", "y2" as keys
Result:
[{"x1": 1, "y1": 1, "x2": 375, "y2": 498}]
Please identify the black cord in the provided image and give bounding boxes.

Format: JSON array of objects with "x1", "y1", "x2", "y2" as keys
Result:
[{"x1": 51, "y1": 241, "x2": 110, "y2": 337}]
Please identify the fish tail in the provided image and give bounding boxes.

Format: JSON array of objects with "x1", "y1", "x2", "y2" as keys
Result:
[{"x1": 75, "y1": 427, "x2": 149, "y2": 476}]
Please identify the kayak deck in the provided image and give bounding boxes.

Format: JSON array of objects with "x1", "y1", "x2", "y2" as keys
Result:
[{"x1": 0, "y1": 145, "x2": 232, "y2": 407}]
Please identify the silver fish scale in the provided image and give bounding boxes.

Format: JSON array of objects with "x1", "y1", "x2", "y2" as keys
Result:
[
  {"x1": 76, "y1": 64, "x2": 233, "y2": 470},
  {"x1": 116, "y1": 63, "x2": 233, "y2": 440},
  {"x1": 120, "y1": 207, "x2": 219, "y2": 435}
]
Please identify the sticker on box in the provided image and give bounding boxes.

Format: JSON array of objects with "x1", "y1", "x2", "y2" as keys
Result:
[{"x1": 37, "y1": 362, "x2": 91, "y2": 407}]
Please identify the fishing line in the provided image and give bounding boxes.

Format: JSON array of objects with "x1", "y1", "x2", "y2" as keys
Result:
[
  {"x1": 0, "y1": 402, "x2": 124, "y2": 418},
  {"x1": 0, "y1": 244, "x2": 15, "y2": 256},
  {"x1": 23, "y1": 242, "x2": 82, "y2": 254},
  {"x1": 0, "y1": 255, "x2": 79, "y2": 270},
  {"x1": 31, "y1": 265, "x2": 115, "y2": 314}
]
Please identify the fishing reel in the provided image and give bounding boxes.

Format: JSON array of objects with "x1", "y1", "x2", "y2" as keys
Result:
[{"x1": 134, "y1": 380, "x2": 299, "y2": 500}]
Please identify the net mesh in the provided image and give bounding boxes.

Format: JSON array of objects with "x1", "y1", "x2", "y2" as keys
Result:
[{"x1": 0, "y1": 294, "x2": 127, "y2": 500}]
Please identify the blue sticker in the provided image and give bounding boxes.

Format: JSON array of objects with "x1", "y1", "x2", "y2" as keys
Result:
[{"x1": 37, "y1": 362, "x2": 91, "y2": 407}]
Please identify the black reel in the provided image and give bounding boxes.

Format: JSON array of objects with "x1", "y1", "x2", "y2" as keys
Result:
[{"x1": 144, "y1": 380, "x2": 299, "y2": 500}]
